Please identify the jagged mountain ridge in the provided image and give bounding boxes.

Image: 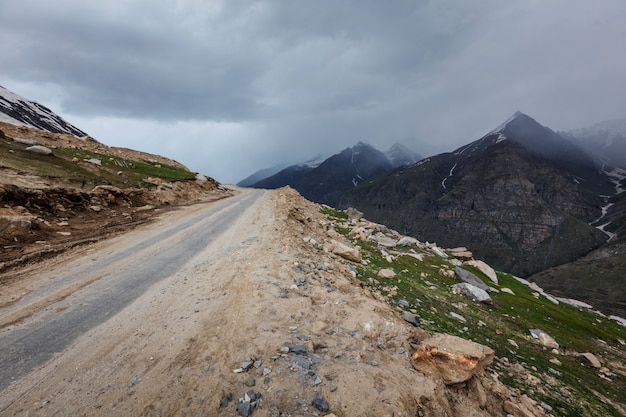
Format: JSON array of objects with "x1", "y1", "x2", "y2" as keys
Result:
[
  {"x1": 340, "y1": 113, "x2": 615, "y2": 277},
  {"x1": 0, "y1": 85, "x2": 90, "y2": 138},
  {"x1": 248, "y1": 141, "x2": 420, "y2": 207}
]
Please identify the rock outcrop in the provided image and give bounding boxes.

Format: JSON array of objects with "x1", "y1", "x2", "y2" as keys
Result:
[{"x1": 411, "y1": 334, "x2": 495, "y2": 385}]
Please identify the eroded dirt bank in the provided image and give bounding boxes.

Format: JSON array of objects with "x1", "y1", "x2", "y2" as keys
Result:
[{"x1": 0, "y1": 188, "x2": 544, "y2": 416}]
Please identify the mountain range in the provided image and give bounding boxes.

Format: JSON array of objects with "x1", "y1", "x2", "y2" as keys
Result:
[
  {"x1": 241, "y1": 111, "x2": 626, "y2": 316},
  {"x1": 2, "y1": 83, "x2": 624, "y2": 316},
  {"x1": 243, "y1": 142, "x2": 421, "y2": 207}
]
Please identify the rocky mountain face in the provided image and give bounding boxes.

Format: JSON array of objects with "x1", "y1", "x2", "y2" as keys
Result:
[
  {"x1": 340, "y1": 113, "x2": 615, "y2": 280},
  {"x1": 0, "y1": 85, "x2": 90, "y2": 138},
  {"x1": 250, "y1": 141, "x2": 415, "y2": 207}
]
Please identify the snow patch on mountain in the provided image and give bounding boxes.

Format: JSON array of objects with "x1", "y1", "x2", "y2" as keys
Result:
[
  {"x1": 567, "y1": 118, "x2": 626, "y2": 149},
  {"x1": 0, "y1": 85, "x2": 89, "y2": 138}
]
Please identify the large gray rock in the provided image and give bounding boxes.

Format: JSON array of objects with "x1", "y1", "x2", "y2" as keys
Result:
[
  {"x1": 451, "y1": 283, "x2": 492, "y2": 304},
  {"x1": 411, "y1": 334, "x2": 494, "y2": 385},
  {"x1": 454, "y1": 267, "x2": 490, "y2": 292}
]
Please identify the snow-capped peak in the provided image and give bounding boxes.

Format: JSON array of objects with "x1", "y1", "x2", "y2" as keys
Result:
[{"x1": 0, "y1": 85, "x2": 90, "y2": 138}]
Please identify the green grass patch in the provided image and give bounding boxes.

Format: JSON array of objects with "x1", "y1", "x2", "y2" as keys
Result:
[{"x1": 321, "y1": 207, "x2": 626, "y2": 417}]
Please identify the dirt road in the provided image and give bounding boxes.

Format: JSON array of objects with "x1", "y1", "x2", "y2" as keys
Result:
[
  {"x1": 0, "y1": 187, "x2": 493, "y2": 417},
  {"x1": 0, "y1": 189, "x2": 263, "y2": 391}
]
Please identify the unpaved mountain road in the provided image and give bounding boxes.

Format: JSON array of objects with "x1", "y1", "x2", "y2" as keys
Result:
[
  {"x1": 0, "y1": 187, "x2": 508, "y2": 417},
  {"x1": 0, "y1": 189, "x2": 264, "y2": 392}
]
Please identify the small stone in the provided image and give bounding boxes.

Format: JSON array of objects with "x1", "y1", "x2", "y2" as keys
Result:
[
  {"x1": 313, "y1": 393, "x2": 330, "y2": 412},
  {"x1": 284, "y1": 342, "x2": 307, "y2": 355},
  {"x1": 449, "y1": 312, "x2": 466, "y2": 322},
  {"x1": 314, "y1": 376, "x2": 322, "y2": 385},
  {"x1": 244, "y1": 376, "x2": 255, "y2": 387},
  {"x1": 398, "y1": 299, "x2": 410, "y2": 307},
  {"x1": 550, "y1": 358, "x2": 563, "y2": 366},
  {"x1": 219, "y1": 393, "x2": 233, "y2": 408},
  {"x1": 377, "y1": 268, "x2": 396, "y2": 279},
  {"x1": 253, "y1": 360, "x2": 262, "y2": 368},
  {"x1": 529, "y1": 329, "x2": 558, "y2": 349},
  {"x1": 237, "y1": 400, "x2": 251, "y2": 417}
]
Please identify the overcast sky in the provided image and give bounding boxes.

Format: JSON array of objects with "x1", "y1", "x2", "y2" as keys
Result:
[{"x1": 1, "y1": 1, "x2": 625, "y2": 183}]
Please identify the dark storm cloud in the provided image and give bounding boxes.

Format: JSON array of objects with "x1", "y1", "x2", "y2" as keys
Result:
[{"x1": 1, "y1": 0, "x2": 625, "y2": 183}]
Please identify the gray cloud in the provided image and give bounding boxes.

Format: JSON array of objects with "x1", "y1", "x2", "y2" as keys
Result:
[{"x1": 1, "y1": 0, "x2": 625, "y2": 183}]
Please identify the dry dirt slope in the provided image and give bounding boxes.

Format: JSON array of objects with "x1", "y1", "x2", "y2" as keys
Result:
[{"x1": 0, "y1": 187, "x2": 549, "y2": 417}]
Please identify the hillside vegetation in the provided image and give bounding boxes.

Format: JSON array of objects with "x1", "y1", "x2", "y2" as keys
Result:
[
  {"x1": 321, "y1": 206, "x2": 626, "y2": 417},
  {"x1": 0, "y1": 121, "x2": 229, "y2": 273}
]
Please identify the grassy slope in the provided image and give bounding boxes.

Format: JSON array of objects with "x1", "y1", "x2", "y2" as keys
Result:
[
  {"x1": 1, "y1": 138, "x2": 196, "y2": 187},
  {"x1": 321, "y1": 206, "x2": 626, "y2": 417}
]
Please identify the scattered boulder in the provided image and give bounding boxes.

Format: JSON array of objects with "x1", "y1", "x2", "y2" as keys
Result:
[
  {"x1": 451, "y1": 283, "x2": 492, "y2": 304},
  {"x1": 438, "y1": 268, "x2": 455, "y2": 278},
  {"x1": 463, "y1": 259, "x2": 498, "y2": 284},
  {"x1": 429, "y1": 246, "x2": 448, "y2": 258},
  {"x1": 447, "y1": 247, "x2": 473, "y2": 260},
  {"x1": 13, "y1": 137, "x2": 38, "y2": 145},
  {"x1": 369, "y1": 233, "x2": 397, "y2": 247},
  {"x1": 411, "y1": 334, "x2": 494, "y2": 385},
  {"x1": 500, "y1": 287, "x2": 515, "y2": 296},
  {"x1": 346, "y1": 207, "x2": 364, "y2": 221},
  {"x1": 454, "y1": 267, "x2": 489, "y2": 292},
  {"x1": 397, "y1": 236, "x2": 420, "y2": 247},
  {"x1": 324, "y1": 240, "x2": 362, "y2": 262},
  {"x1": 195, "y1": 173, "x2": 208, "y2": 182},
  {"x1": 377, "y1": 268, "x2": 396, "y2": 279},
  {"x1": 576, "y1": 352, "x2": 601, "y2": 369},
  {"x1": 26, "y1": 145, "x2": 53, "y2": 155},
  {"x1": 87, "y1": 158, "x2": 102, "y2": 165},
  {"x1": 529, "y1": 329, "x2": 558, "y2": 349},
  {"x1": 401, "y1": 311, "x2": 421, "y2": 327},
  {"x1": 449, "y1": 312, "x2": 467, "y2": 322}
]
